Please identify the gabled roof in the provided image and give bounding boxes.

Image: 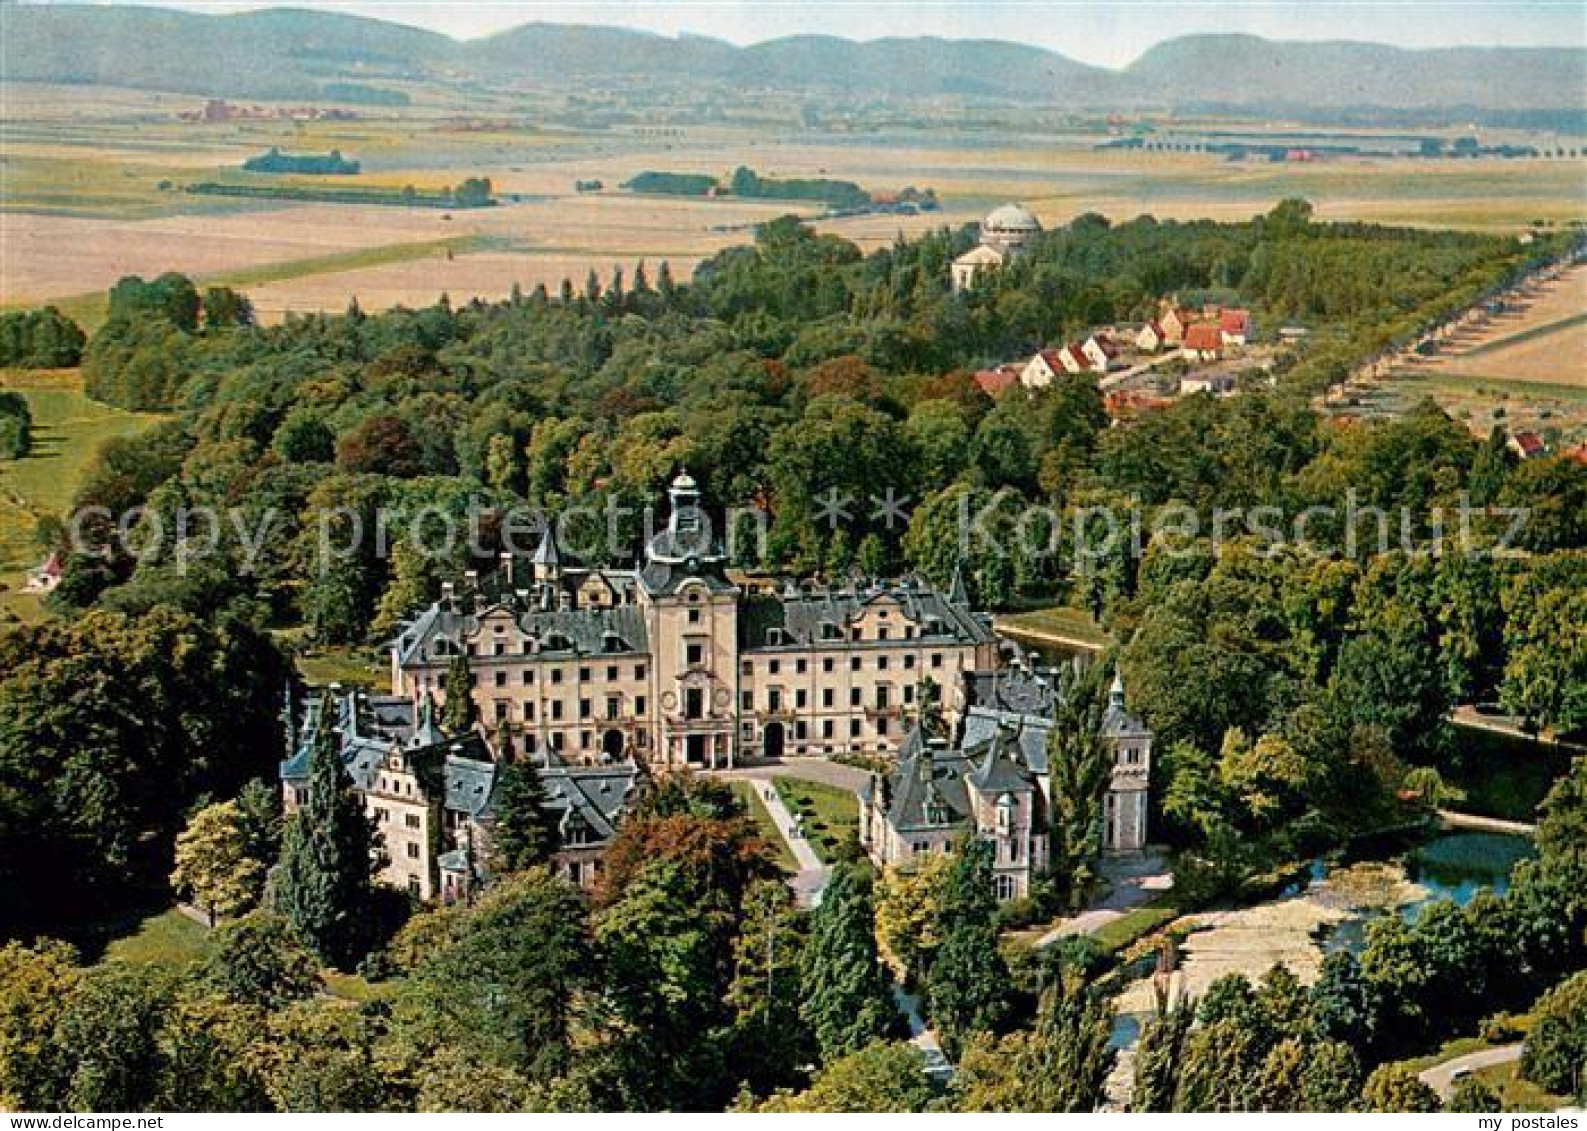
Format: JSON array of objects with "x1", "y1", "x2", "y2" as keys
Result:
[
  {"x1": 533, "y1": 754, "x2": 640, "y2": 841},
  {"x1": 954, "y1": 244, "x2": 1007, "y2": 266},
  {"x1": 1510, "y1": 431, "x2": 1545, "y2": 457},
  {"x1": 880, "y1": 723, "x2": 1039, "y2": 836},
  {"x1": 1218, "y1": 308, "x2": 1250, "y2": 334},
  {"x1": 973, "y1": 366, "x2": 1020, "y2": 395},
  {"x1": 1184, "y1": 324, "x2": 1223, "y2": 351},
  {"x1": 393, "y1": 596, "x2": 650, "y2": 667},
  {"x1": 738, "y1": 576, "x2": 994, "y2": 652},
  {"x1": 1086, "y1": 333, "x2": 1120, "y2": 357}
]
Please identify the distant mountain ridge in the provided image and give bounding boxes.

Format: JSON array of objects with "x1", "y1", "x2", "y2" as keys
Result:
[{"x1": 2, "y1": 4, "x2": 1581, "y2": 111}]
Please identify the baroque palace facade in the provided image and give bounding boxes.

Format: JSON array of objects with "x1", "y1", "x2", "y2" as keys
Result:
[
  {"x1": 391, "y1": 472, "x2": 1001, "y2": 771},
  {"x1": 283, "y1": 473, "x2": 1150, "y2": 903}
]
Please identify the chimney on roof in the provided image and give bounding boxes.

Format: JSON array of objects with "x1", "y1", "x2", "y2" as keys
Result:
[
  {"x1": 500, "y1": 551, "x2": 515, "y2": 588},
  {"x1": 441, "y1": 581, "x2": 456, "y2": 609}
]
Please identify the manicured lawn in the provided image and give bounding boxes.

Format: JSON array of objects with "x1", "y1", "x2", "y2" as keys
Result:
[
  {"x1": 101, "y1": 908, "x2": 211, "y2": 970},
  {"x1": 729, "y1": 781, "x2": 800, "y2": 874},
  {"x1": 1092, "y1": 903, "x2": 1180, "y2": 955},
  {"x1": 293, "y1": 643, "x2": 389, "y2": 689},
  {"x1": 0, "y1": 368, "x2": 165, "y2": 619},
  {"x1": 995, "y1": 605, "x2": 1112, "y2": 651},
  {"x1": 773, "y1": 776, "x2": 859, "y2": 864}
]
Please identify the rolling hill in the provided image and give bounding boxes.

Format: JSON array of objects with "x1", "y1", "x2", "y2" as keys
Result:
[{"x1": 0, "y1": 3, "x2": 1580, "y2": 112}]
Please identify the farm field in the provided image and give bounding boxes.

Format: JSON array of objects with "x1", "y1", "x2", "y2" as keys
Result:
[
  {"x1": 0, "y1": 368, "x2": 165, "y2": 621},
  {"x1": 1383, "y1": 263, "x2": 1587, "y2": 443},
  {"x1": 6, "y1": 81, "x2": 1587, "y2": 323}
]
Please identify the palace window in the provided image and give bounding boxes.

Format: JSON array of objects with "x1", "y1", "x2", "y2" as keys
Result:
[
  {"x1": 405, "y1": 813, "x2": 421, "y2": 829},
  {"x1": 406, "y1": 843, "x2": 421, "y2": 859}
]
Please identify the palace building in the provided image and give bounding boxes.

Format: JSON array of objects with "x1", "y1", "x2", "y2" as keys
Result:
[
  {"x1": 390, "y1": 472, "x2": 1000, "y2": 773},
  {"x1": 951, "y1": 202, "x2": 1041, "y2": 292},
  {"x1": 859, "y1": 664, "x2": 1153, "y2": 897},
  {"x1": 280, "y1": 687, "x2": 639, "y2": 899}
]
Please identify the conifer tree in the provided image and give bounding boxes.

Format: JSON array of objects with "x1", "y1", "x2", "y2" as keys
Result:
[
  {"x1": 1131, "y1": 988, "x2": 1195, "y2": 1112},
  {"x1": 490, "y1": 729, "x2": 561, "y2": 872},
  {"x1": 271, "y1": 695, "x2": 378, "y2": 968},
  {"x1": 442, "y1": 651, "x2": 477, "y2": 734},
  {"x1": 798, "y1": 863, "x2": 897, "y2": 1062},
  {"x1": 927, "y1": 838, "x2": 1011, "y2": 1057}
]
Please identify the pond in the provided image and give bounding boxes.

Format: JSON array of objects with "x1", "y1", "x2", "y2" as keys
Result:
[
  {"x1": 1321, "y1": 830, "x2": 1534, "y2": 955},
  {"x1": 1108, "y1": 830, "x2": 1534, "y2": 1049}
]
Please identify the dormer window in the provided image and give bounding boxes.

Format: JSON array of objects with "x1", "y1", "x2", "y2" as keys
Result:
[
  {"x1": 767, "y1": 627, "x2": 786, "y2": 646},
  {"x1": 996, "y1": 793, "x2": 1014, "y2": 833}
]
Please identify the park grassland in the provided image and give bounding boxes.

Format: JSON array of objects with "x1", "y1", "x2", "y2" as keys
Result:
[
  {"x1": 727, "y1": 781, "x2": 802, "y2": 874},
  {"x1": 0, "y1": 368, "x2": 165, "y2": 621},
  {"x1": 774, "y1": 776, "x2": 861, "y2": 863}
]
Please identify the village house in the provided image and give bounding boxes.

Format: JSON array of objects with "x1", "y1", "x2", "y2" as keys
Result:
[
  {"x1": 280, "y1": 688, "x2": 639, "y2": 900},
  {"x1": 1218, "y1": 307, "x2": 1252, "y2": 346},
  {"x1": 1180, "y1": 372, "x2": 1236, "y2": 396},
  {"x1": 1508, "y1": 430, "x2": 1547, "y2": 460},
  {"x1": 972, "y1": 364, "x2": 1021, "y2": 396},
  {"x1": 859, "y1": 665, "x2": 1153, "y2": 900},
  {"x1": 1158, "y1": 304, "x2": 1197, "y2": 345},
  {"x1": 1136, "y1": 320, "x2": 1168, "y2": 352},
  {"x1": 952, "y1": 203, "x2": 1042, "y2": 292},
  {"x1": 392, "y1": 473, "x2": 999, "y2": 772},
  {"x1": 1081, "y1": 333, "x2": 1121, "y2": 372},
  {"x1": 23, "y1": 552, "x2": 62, "y2": 594},
  {"x1": 1181, "y1": 323, "x2": 1224, "y2": 362}
]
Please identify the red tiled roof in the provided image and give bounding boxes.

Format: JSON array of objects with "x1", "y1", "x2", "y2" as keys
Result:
[
  {"x1": 973, "y1": 367, "x2": 1019, "y2": 395},
  {"x1": 1089, "y1": 334, "x2": 1120, "y2": 357},
  {"x1": 1512, "y1": 431, "x2": 1545, "y2": 456},
  {"x1": 1218, "y1": 308, "x2": 1250, "y2": 334},
  {"x1": 1184, "y1": 325, "x2": 1223, "y2": 350},
  {"x1": 1565, "y1": 444, "x2": 1587, "y2": 466}
]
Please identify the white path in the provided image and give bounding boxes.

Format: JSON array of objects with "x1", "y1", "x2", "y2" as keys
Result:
[
  {"x1": 1418, "y1": 1043, "x2": 1525, "y2": 1099},
  {"x1": 712, "y1": 762, "x2": 860, "y2": 907}
]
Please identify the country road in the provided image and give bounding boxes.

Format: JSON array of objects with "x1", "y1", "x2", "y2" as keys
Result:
[{"x1": 1417, "y1": 1043, "x2": 1524, "y2": 1098}]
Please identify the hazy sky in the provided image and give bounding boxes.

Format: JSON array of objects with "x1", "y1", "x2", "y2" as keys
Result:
[{"x1": 34, "y1": 1, "x2": 1587, "y2": 67}]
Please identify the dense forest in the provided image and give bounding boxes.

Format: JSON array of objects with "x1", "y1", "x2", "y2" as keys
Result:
[
  {"x1": 0, "y1": 202, "x2": 1582, "y2": 1111},
  {"x1": 0, "y1": 306, "x2": 85, "y2": 369}
]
